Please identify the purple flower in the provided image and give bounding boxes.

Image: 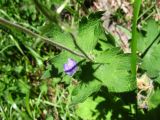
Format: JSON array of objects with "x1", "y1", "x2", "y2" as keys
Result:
[{"x1": 64, "y1": 58, "x2": 78, "y2": 76}]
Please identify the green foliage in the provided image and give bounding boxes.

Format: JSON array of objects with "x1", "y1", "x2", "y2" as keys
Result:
[
  {"x1": 139, "y1": 20, "x2": 160, "y2": 81},
  {"x1": 1, "y1": 0, "x2": 160, "y2": 119},
  {"x1": 137, "y1": 19, "x2": 160, "y2": 54},
  {"x1": 41, "y1": 65, "x2": 52, "y2": 79},
  {"x1": 94, "y1": 48, "x2": 135, "y2": 92},
  {"x1": 41, "y1": 23, "x2": 75, "y2": 50},
  {"x1": 141, "y1": 43, "x2": 160, "y2": 77},
  {"x1": 33, "y1": 0, "x2": 57, "y2": 22},
  {"x1": 148, "y1": 89, "x2": 160, "y2": 109},
  {"x1": 71, "y1": 80, "x2": 102, "y2": 105},
  {"x1": 94, "y1": 65, "x2": 134, "y2": 92},
  {"x1": 51, "y1": 51, "x2": 82, "y2": 73},
  {"x1": 76, "y1": 97, "x2": 105, "y2": 119},
  {"x1": 77, "y1": 13, "x2": 101, "y2": 53}
]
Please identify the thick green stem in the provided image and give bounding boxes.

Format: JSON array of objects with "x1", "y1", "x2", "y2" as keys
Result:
[{"x1": 131, "y1": 0, "x2": 142, "y2": 80}]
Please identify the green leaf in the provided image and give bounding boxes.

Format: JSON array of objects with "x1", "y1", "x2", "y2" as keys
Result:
[
  {"x1": 95, "y1": 48, "x2": 130, "y2": 69},
  {"x1": 148, "y1": 89, "x2": 160, "y2": 109},
  {"x1": 93, "y1": 64, "x2": 135, "y2": 92},
  {"x1": 0, "y1": 81, "x2": 5, "y2": 93},
  {"x1": 94, "y1": 48, "x2": 136, "y2": 92},
  {"x1": 71, "y1": 80, "x2": 102, "y2": 105},
  {"x1": 76, "y1": 97, "x2": 104, "y2": 120},
  {"x1": 46, "y1": 116, "x2": 54, "y2": 120},
  {"x1": 25, "y1": 93, "x2": 32, "y2": 118},
  {"x1": 25, "y1": 45, "x2": 43, "y2": 67},
  {"x1": 76, "y1": 13, "x2": 101, "y2": 53},
  {"x1": 137, "y1": 19, "x2": 160, "y2": 54},
  {"x1": 41, "y1": 69, "x2": 51, "y2": 79},
  {"x1": 9, "y1": 35, "x2": 24, "y2": 55},
  {"x1": 41, "y1": 23, "x2": 75, "y2": 50},
  {"x1": 14, "y1": 65, "x2": 23, "y2": 74},
  {"x1": 154, "y1": 75, "x2": 160, "y2": 84},
  {"x1": 41, "y1": 65, "x2": 52, "y2": 79},
  {"x1": 62, "y1": 75, "x2": 72, "y2": 84},
  {"x1": 141, "y1": 43, "x2": 160, "y2": 78},
  {"x1": 97, "y1": 40, "x2": 114, "y2": 51},
  {"x1": 40, "y1": 83, "x2": 48, "y2": 94},
  {"x1": 18, "y1": 79, "x2": 30, "y2": 94}
]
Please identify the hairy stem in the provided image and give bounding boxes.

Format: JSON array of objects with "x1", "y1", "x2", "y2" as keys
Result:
[
  {"x1": 0, "y1": 17, "x2": 91, "y2": 60},
  {"x1": 70, "y1": 33, "x2": 93, "y2": 61}
]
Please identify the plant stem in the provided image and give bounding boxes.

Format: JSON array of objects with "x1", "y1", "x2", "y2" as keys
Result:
[
  {"x1": 70, "y1": 33, "x2": 93, "y2": 61},
  {"x1": 0, "y1": 17, "x2": 90, "y2": 60},
  {"x1": 131, "y1": 0, "x2": 142, "y2": 80},
  {"x1": 131, "y1": 1, "x2": 142, "y2": 117}
]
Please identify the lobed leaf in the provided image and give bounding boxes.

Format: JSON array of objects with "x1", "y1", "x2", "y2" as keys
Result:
[
  {"x1": 148, "y1": 89, "x2": 160, "y2": 109},
  {"x1": 137, "y1": 19, "x2": 160, "y2": 54},
  {"x1": 71, "y1": 80, "x2": 102, "y2": 105},
  {"x1": 76, "y1": 13, "x2": 102, "y2": 54},
  {"x1": 93, "y1": 48, "x2": 136, "y2": 92},
  {"x1": 141, "y1": 43, "x2": 160, "y2": 78}
]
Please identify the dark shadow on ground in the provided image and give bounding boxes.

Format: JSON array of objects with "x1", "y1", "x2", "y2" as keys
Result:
[{"x1": 93, "y1": 86, "x2": 136, "y2": 120}]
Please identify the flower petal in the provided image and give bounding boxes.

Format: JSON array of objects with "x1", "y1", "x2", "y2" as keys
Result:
[{"x1": 63, "y1": 58, "x2": 78, "y2": 76}]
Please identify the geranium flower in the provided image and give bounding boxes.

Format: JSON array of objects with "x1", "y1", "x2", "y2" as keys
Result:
[{"x1": 63, "y1": 58, "x2": 78, "y2": 76}]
